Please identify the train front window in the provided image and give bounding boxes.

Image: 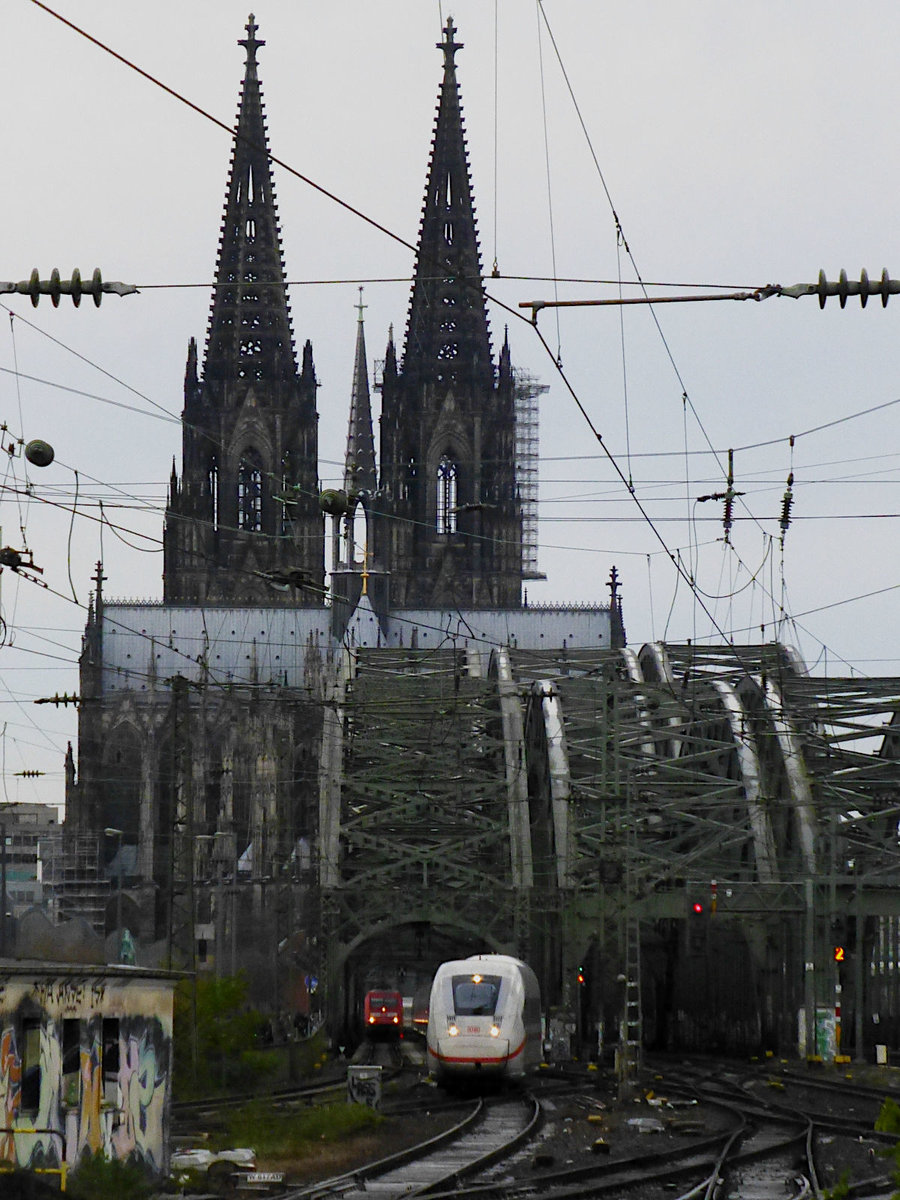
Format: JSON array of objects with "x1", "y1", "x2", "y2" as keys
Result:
[{"x1": 452, "y1": 975, "x2": 502, "y2": 1016}]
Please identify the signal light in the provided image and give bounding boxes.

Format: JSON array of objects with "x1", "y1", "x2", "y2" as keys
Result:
[
  {"x1": 691, "y1": 901, "x2": 704, "y2": 915},
  {"x1": 577, "y1": 966, "x2": 585, "y2": 985},
  {"x1": 834, "y1": 945, "x2": 845, "y2": 963}
]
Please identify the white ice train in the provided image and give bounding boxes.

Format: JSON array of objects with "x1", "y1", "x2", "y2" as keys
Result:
[{"x1": 426, "y1": 954, "x2": 542, "y2": 1083}]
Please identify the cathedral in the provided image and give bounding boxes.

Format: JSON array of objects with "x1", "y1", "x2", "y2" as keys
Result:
[{"x1": 63, "y1": 17, "x2": 621, "y2": 986}]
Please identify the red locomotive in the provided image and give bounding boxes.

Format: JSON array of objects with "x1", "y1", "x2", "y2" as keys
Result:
[{"x1": 363, "y1": 989, "x2": 404, "y2": 1039}]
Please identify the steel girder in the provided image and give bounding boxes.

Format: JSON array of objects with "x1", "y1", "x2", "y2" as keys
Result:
[
  {"x1": 515, "y1": 648, "x2": 778, "y2": 914},
  {"x1": 514, "y1": 643, "x2": 900, "y2": 918},
  {"x1": 318, "y1": 646, "x2": 529, "y2": 992},
  {"x1": 775, "y1": 675, "x2": 900, "y2": 888},
  {"x1": 316, "y1": 638, "x2": 900, "y2": 1031}
]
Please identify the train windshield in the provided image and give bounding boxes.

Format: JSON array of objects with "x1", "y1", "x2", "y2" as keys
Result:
[{"x1": 451, "y1": 975, "x2": 502, "y2": 1016}]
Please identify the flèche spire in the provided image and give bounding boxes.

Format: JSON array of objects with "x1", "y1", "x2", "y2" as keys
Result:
[{"x1": 344, "y1": 288, "x2": 377, "y2": 501}]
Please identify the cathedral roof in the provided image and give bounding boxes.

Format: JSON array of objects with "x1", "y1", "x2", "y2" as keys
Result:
[{"x1": 203, "y1": 14, "x2": 297, "y2": 388}]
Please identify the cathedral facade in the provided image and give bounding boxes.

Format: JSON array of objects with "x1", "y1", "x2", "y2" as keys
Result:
[{"x1": 63, "y1": 17, "x2": 619, "y2": 969}]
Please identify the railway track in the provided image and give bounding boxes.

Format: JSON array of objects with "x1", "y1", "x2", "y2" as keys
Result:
[
  {"x1": 410, "y1": 1062, "x2": 899, "y2": 1199},
  {"x1": 172, "y1": 1077, "x2": 347, "y2": 1128},
  {"x1": 173, "y1": 1044, "x2": 407, "y2": 1131},
  {"x1": 283, "y1": 1092, "x2": 541, "y2": 1199},
  {"x1": 171, "y1": 1057, "x2": 900, "y2": 1198}
]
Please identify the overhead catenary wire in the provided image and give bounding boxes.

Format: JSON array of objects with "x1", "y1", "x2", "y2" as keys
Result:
[{"x1": 17, "y1": 0, "x2": 900, "y2": 696}]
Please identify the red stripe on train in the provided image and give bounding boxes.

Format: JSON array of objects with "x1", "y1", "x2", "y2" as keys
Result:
[{"x1": 430, "y1": 1038, "x2": 525, "y2": 1065}]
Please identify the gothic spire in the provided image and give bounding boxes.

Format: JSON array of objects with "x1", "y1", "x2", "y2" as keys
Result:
[
  {"x1": 401, "y1": 16, "x2": 493, "y2": 390},
  {"x1": 203, "y1": 14, "x2": 297, "y2": 387},
  {"x1": 343, "y1": 289, "x2": 377, "y2": 500}
]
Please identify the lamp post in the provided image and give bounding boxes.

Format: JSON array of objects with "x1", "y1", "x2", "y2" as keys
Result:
[
  {"x1": 197, "y1": 832, "x2": 230, "y2": 977},
  {"x1": 104, "y1": 827, "x2": 124, "y2": 959}
]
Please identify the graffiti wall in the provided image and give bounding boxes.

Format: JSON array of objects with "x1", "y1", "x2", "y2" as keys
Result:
[{"x1": 0, "y1": 966, "x2": 175, "y2": 1177}]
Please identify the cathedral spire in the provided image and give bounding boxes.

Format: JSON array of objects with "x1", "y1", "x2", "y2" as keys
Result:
[
  {"x1": 163, "y1": 15, "x2": 323, "y2": 607},
  {"x1": 203, "y1": 13, "x2": 296, "y2": 387},
  {"x1": 343, "y1": 289, "x2": 377, "y2": 501},
  {"x1": 376, "y1": 17, "x2": 523, "y2": 609},
  {"x1": 401, "y1": 16, "x2": 493, "y2": 390}
]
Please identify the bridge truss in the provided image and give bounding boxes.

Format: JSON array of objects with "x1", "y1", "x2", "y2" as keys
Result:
[{"x1": 317, "y1": 640, "x2": 900, "y2": 1055}]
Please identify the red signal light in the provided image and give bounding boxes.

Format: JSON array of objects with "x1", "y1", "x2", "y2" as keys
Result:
[{"x1": 692, "y1": 902, "x2": 704, "y2": 915}]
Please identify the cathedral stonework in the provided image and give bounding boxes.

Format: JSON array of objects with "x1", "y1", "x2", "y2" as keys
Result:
[
  {"x1": 64, "y1": 18, "x2": 617, "y2": 969},
  {"x1": 376, "y1": 19, "x2": 523, "y2": 609},
  {"x1": 163, "y1": 17, "x2": 324, "y2": 608}
]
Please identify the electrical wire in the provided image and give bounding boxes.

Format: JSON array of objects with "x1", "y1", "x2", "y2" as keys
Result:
[
  {"x1": 18, "y1": 0, "x2": 900, "y2": 688},
  {"x1": 534, "y1": 0, "x2": 563, "y2": 365}
]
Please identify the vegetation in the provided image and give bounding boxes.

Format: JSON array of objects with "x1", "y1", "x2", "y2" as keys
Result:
[
  {"x1": 822, "y1": 1170, "x2": 852, "y2": 1199},
  {"x1": 172, "y1": 974, "x2": 279, "y2": 1099},
  {"x1": 66, "y1": 1153, "x2": 153, "y2": 1200},
  {"x1": 876, "y1": 1096, "x2": 900, "y2": 1134},
  {"x1": 220, "y1": 1100, "x2": 383, "y2": 1160},
  {"x1": 873, "y1": 1097, "x2": 900, "y2": 1200}
]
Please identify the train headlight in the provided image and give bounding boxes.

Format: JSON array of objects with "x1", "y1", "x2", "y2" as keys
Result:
[
  {"x1": 448, "y1": 1024, "x2": 459, "y2": 1037},
  {"x1": 490, "y1": 1024, "x2": 501, "y2": 1038},
  {"x1": 393, "y1": 1016, "x2": 399, "y2": 1023},
  {"x1": 368, "y1": 1016, "x2": 376, "y2": 1024}
]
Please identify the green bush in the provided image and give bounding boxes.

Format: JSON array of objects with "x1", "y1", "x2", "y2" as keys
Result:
[
  {"x1": 66, "y1": 1152, "x2": 153, "y2": 1200},
  {"x1": 876, "y1": 1096, "x2": 900, "y2": 1134},
  {"x1": 173, "y1": 975, "x2": 278, "y2": 1099},
  {"x1": 822, "y1": 1170, "x2": 852, "y2": 1199}
]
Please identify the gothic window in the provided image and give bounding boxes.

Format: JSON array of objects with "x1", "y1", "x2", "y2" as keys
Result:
[
  {"x1": 207, "y1": 457, "x2": 218, "y2": 529},
  {"x1": 102, "y1": 726, "x2": 142, "y2": 842},
  {"x1": 437, "y1": 456, "x2": 458, "y2": 534},
  {"x1": 280, "y1": 451, "x2": 293, "y2": 536},
  {"x1": 238, "y1": 452, "x2": 263, "y2": 531},
  {"x1": 233, "y1": 753, "x2": 252, "y2": 852}
]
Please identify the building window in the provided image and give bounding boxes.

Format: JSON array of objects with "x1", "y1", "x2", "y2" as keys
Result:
[
  {"x1": 102, "y1": 1018, "x2": 120, "y2": 1105},
  {"x1": 238, "y1": 453, "x2": 263, "y2": 531},
  {"x1": 436, "y1": 457, "x2": 457, "y2": 534},
  {"x1": 21, "y1": 1019, "x2": 41, "y2": 1113},
  {"x1": 62, "y1": 1018, "x2": 80, "y2": 1107},
  {"x1": 207, "y1": 457, "x2": 219, "y2": 530},
  {"x1": 280, "y1": 452, "x2": 293, "y2": 536}
]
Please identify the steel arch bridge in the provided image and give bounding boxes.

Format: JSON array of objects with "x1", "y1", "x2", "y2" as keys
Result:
[{"x1": 317, "y1": 640, "x2": 900, "y2": 1055}]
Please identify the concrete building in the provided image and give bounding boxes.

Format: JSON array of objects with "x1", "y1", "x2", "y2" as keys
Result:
[
  {"x1": 0, "y1": 803, "x2": 59, "y2": 918},
  {"x1": 0, "y1": 962, "x2": 176, "y2": 1181}
]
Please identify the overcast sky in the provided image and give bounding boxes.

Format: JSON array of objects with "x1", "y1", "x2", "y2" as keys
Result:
[{"x1": 4, "y1": 1, "x2": 900, "y2": 812}]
